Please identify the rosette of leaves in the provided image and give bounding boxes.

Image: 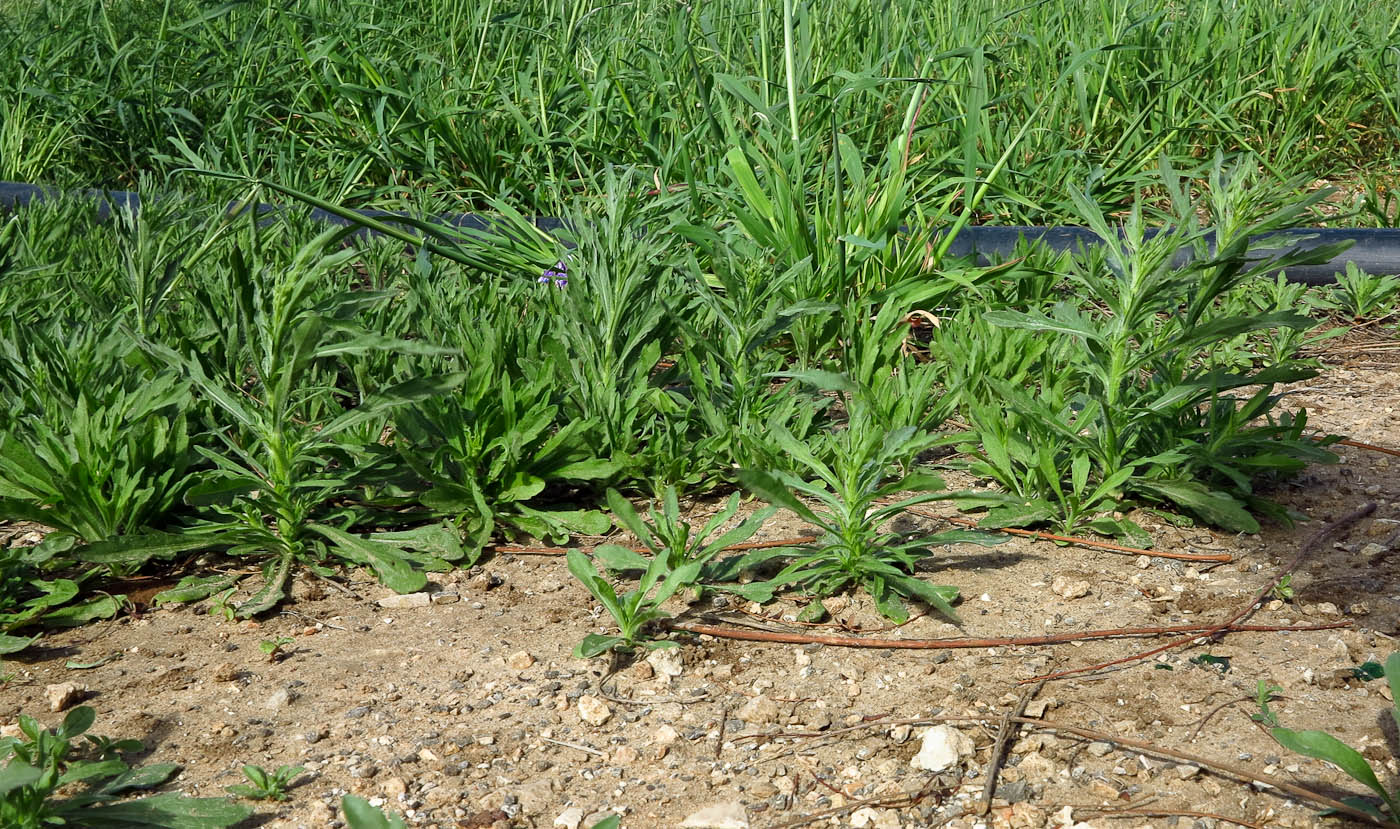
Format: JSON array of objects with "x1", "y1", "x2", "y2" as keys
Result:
[
  {"x1": 0, "y1": 318, "x2": 207, "y2": 639},
  {"x1": 568, "y1": 546, "x2": 700, "y2": 658},
  {"x1": 539, "y1": 175, "x2": 690, "y2": 480},
  {"x1": 740, "y1": 423, "x2": 999, "y2": 624},
  {"x1": 672, "y1": 235, "x2": 837, "y2": 481},
  {"x1": 591, "y1": 487, "x2": 777, "y2": 601},
  {"x1": 569, "y1": 487, "x2": 776, "y2": 657},
  {"x1": 0, "y1": 705, "x2": 250, "y2": 828},
  {"x1": 0, "y1": 320, "x2": 200, "y2": 551},
  {"x1": 391, "y1": 276, "x2": 616, "y2": 551}
]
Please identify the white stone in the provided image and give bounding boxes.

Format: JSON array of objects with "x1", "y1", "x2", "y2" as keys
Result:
[
  {"x1": 263, "y1": 688, "x2": 295, "y2": 710},
  {"x1": 647, "y1": 648, "x2": 684, "y2": 678},
  {"x1": 737, "y1": 694, "x2": 780, "y2": 724},
  {"x1": 679, "y1": 801, "x2": 749, "y2": 829},
  {"x1": 45, "y1": 683, "x2": 85, "y2": 713},
  {"x1": 554, "y1": 806, "x2": 584, "y2": 829},
  {"x1": 910, "y1": 725, "x2": 975, "y2": 772},
  {"x1": 850, "y1": 807, "x2": 901, "y2": 829},
  {"x1": 1051, "y1": 576, "x2": 1091, "y2": 600},
  {"x1": 514, "y1": 779, "x2": 555, "y2": 814},
  {"x1": 577, "y1": 695, "x2": 612, "y2": 726},
  {"x1": 377, "y1": 592, "x2": 431, "y2": 609},
  {"x1": 653, "y1": 724, "x2": 680, "y2": 745}
]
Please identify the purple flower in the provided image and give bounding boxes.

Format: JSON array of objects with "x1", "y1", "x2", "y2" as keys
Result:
[{"x1": 538, "y1": 260, "x2": 568, "y2": 288}]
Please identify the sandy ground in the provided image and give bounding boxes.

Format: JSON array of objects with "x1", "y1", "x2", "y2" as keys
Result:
[{"x1": 5, "y1": 344, "x2": 1400, "y2": 829}]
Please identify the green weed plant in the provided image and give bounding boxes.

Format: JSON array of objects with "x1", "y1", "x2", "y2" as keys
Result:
[{"x1": 0, "y1": 706, "x2": 250, "y2": 828}]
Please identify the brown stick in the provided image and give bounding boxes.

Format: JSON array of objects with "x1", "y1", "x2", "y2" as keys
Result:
[
  {"x1": 977, "y1": 680, "x2": 1045, "y2": 816},
  {"x1": 1340, "y1": 438, "x2": 1400, "y2": 458},
  {"x1": 924, "y1": 510, "x2": 1232, "y2": 562},
  {"x1": 495, "y1": 536, "x2": 815, "y2": 556},
  {"x1": 1074, "y1": 807, "x2": 1268, "y2": 829},
  {"x1": 664, "y1": 618, "x2": 1349, "y2": 649},
  {"x1": 1024, "y1": 502, "x2": 1375, "y2": 683}
]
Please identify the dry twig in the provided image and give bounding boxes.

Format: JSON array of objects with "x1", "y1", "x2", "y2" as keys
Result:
[
  {"x1": 917, "y1": 509, "x2": 1232, "y2": 562},
  {"x1": 1025, "y1": 502, "x2": 1375, "y2": 683},
  {"x1": 665, "y1": 617, "x2": 1349, "y2": 649},
  {"x1": 977, "y1": 680, "x2": 1045, "y2": 816}
]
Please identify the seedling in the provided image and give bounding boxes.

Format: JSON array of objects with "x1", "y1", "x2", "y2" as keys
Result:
[
  {"x1": 1330, "y1": 262, "x2": 1400, "y2": 320},
  {"x1": 591, "y1": 487, "x2": 776, "y2": 601},
  {"x1": 226, "y1": 763, "x2": 305, "y2": 801},
  {"x1": 741, "y1": 423, "x2": 1000, "y2": 624},
  {"x1": 258, "y1": 636, "x2": 295, "y2": 661},
  {"x1": 1251, "y1": 680, "x2": 1283, "y2": 727},
  {"x1": 208, "y1": 587, "x2": 237, "y2": 622},
  {"x1": 568, "y1": 547, "x2": 700, "y2": 658}
]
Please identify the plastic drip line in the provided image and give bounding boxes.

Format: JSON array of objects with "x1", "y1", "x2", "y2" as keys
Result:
[{"x1": 4, "y1": 180, "x2": 1399, "y2": 285}]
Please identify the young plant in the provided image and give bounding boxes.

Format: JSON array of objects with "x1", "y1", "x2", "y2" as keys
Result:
[
  {"x1": 740, "y1": 423, "x2": 999, "y2": 624},
  {"x1": 591, "y1": 488, "x2": 776, "y2": 601},
  {"x1": 1267, "y1": 652, "x2": 1400, "y2": 822},
  {"x1": 980, "y1": 156, "x2": 1346, "y2": 532},
  {"x1": 1330, "y1": 262, "x2": 1400, "y2": 320},
  {"x1": 954, "y1": 394, "x2": 1152, "y2": 544},
  {"x1": 140, "y1": 226, "x2": 465, "y2": 616},
  {"x1": 392, "y1": 271, "x2": 615, "y2": 552},
  {"x1": 0, "y1": 319, "x2": 200, "y2": 550},
  {"x1": 226, "y1": 763, "x2": 305, "y2": 801},
  {"x1": 0, "y1": 538, "x2": 122, "y2": 653},
  {"x1": 258, "y1": 636, "x2": 295, "y2": 661},
  {"x1": 1251, "y1": 680, "x2": 1284, "y2": 727},
  {"x1": 673, "y1": 242, "x2": 836, "y2": 481},
  {"x1": 0, "y1": 705, "x2": 251, "y2": 828},
  {"x1": 541, "y1": 172, "x2": 690, "y2": 477},
  {"x1": 567, "y1": 546, "x2": 701, "y2": 658}
]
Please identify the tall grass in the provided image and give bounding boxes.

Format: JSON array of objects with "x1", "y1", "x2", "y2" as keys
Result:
[{"x1": 1, "y1": 0, "x2": 1395, "y2": 222}]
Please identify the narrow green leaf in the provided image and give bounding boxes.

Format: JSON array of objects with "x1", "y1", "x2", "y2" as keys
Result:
[
  {"x1": 1271, "y1": 728, "x2": 1390, "y2": 804},
  {"x1": 74, "y1": 532, "x2": 215, "y2": 566},
  {"x1": 72, "y1": 792, "x2": 253, "y2": 827},
  {"x1": 593, "y1": 545, "x2": 651, "y2": 573},
  {"x1": 153, "y1": 574, "x2": 242, "y2": 606},
  {"x1": 43, "y1": 596, "x2": 120, "y2": 628},
  {"x1": 738, "y1": 469, "x2": 828, "y2": 529},
  {"x1": 235, "y1": 554, "x2": 292, "y2": 618},
  {"x1": 1134, "y1": 479, "x2": 1259, "y2": 533},
  {"x1": 0, "y1": 633, "x2": 41, "y2": 654},
  {"x1": 342, "y1": 793, "x2": 407, "y2": 829}
]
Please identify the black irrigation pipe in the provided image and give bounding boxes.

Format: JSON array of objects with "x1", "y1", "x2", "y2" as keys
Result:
[{"x1": 4, "y1": 180, "x2": 1399, "y2": 285}]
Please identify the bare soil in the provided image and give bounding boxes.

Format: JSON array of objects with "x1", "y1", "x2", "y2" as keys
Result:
[{"x1": 6, "y1": 344, "x2": 1400, "y2": 829}]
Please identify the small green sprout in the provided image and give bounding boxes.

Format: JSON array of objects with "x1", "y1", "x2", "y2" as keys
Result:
[
  {"x1": 258, "y1": 636, "x2": 295, "y2": 661},
  {"x1": 1251, "y1": 680, "x2": 1283, "y2": 727},
  {"x1": 226, "y1": 763, "x2": 306, "y2": 801}
]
